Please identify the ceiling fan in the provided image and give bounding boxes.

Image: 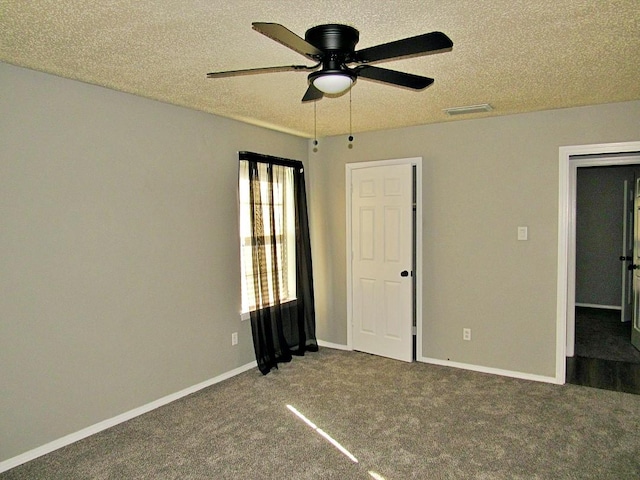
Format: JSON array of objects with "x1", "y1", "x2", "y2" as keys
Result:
[{"x1": 207, "y1": 23, "x2": 453, "y2": 102}]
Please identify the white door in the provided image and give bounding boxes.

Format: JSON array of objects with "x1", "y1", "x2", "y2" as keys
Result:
[
  {"x1": 632, "y1": 178, "x2": 640, "y2": 351},
  {"x1": 351, "y1": 163, "x2": 413, "y2": 362},
  {"x1": 621, "y1": 179, "x2": 634, "y2": 323}
]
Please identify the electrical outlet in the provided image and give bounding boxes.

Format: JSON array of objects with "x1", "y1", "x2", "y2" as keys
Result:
[
  {"x1": 463, "y1": 328, "x2": 471, "y2": 341},
  {"x1": 231, "y1": 332, "x2": 238, "y2": 346}
]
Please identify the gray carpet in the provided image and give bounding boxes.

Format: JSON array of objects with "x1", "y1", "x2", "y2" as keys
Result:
[{"x1": 3, "y1": 348, "x2": 640, "y2": 479}]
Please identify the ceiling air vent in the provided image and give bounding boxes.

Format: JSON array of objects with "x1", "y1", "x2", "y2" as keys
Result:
[{"x1": 444, "y1": 104, "x2": 493, "y2": 116}]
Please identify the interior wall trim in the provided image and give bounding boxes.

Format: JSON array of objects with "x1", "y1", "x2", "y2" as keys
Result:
[
  {"x1": 0, "y1": 361, "x2": 258, "y2": 474},
  {"x1": 419, "y1": 356, "x2": 561, "y2": 385},
  {"x1": 317, "y1": 340, "x2": 351, "y2": 350}
]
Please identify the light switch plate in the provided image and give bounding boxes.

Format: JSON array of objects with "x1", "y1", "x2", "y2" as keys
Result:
[{"x1": 517, "y1": 226, "x2": 528, "y2": 241}]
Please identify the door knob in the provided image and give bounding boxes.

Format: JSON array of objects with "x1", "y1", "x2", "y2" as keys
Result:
[
  {"x1": 400, "y1": 270, "x2": 410, "y2": 277},
  {"x1": 620, "y1": 256, "x2": 633, "y2": 261}
]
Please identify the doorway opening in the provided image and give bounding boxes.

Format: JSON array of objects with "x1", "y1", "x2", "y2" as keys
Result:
[{"x1": 557, "y1": 141, "x2": 640, "y2": 389}]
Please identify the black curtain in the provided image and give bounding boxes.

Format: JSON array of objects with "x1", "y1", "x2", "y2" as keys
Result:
[{"x1": 240, "y1": 152, "x2": 318, "y2": 375}]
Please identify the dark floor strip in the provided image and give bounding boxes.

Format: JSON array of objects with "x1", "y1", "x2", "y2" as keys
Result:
[{"x1": 566, "y1": 356, "x2": 640, "y2": 394}]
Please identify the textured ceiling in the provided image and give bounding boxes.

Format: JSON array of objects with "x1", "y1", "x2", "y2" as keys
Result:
[{"x1": 1, "y1": 0, "x2": 639, "y2": 138}]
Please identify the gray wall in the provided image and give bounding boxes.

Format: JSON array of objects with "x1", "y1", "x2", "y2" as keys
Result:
[
  {"x1": 576, "y1": 166, "x2": 639, "y2": 307},
  {"x1": 0, "y1": 63, "x2": 307, "y2": 462},
  {"x1": 308, "y1": 100, "x2": 640, "y2": 379}
]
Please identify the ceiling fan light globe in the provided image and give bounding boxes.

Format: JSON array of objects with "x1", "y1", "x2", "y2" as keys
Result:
[{"x1": 312, "y1": 73, "x2": 353, "y2": 94}]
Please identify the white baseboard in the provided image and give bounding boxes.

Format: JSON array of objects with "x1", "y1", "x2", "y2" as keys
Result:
[
  {"x1": 317, "y1": 346, "x2": 560, "y2": 384},
  {"x1": 418, "y1": 356, "x2": 562, "y2": 385},
  {"x1": 575, "y1": 303, "x2": 621, "y2": 310},
  {"x1": 317, "y1": 340, "x2": 351, "y2": 351},
  {"x1": 0, "y1": 361, "x2": 258, "y2": 474}
]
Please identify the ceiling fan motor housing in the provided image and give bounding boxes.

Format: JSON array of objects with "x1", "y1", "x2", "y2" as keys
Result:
[{"x1": 305, "y1": 24, "x2": 360, "y2": 54}]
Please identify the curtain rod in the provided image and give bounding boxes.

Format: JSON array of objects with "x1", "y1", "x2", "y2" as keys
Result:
[{"x1": 239, "y1": 151, "x2": 303, "y2": 170}]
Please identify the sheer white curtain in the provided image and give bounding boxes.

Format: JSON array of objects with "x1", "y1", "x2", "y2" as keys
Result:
[{"x1": 239, "y1": 161, "x2": 296, "y2": 312}]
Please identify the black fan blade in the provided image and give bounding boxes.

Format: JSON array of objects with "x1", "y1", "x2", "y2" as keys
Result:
[
  {"x1": 354, "y1": 65, "x2": 434, "y2": 90},
  {"x1": 301, "y1": 84, "x2": 324, "y2": 102},
  {"x1": 354, "y1": 31, "x2": 452, "y2": 63},
  {"x1": 207, "y1": 64, "x2": 319, "y2": 78},
  {"x1": 252, "y1": 22, "x2": 323, "y2": 60}
]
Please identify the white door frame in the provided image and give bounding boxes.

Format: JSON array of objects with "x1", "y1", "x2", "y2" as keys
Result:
[
  {"x1": 556, "y1": 141, "x2": 640, "y2": 383},
  {"x1": 346, "y1": 157, "x2": 423, "y2": 359}
]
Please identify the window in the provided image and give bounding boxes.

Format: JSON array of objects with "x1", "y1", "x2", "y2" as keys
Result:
[{"x1": 239, "y1": 160, "x2": 296, "y2": 312}]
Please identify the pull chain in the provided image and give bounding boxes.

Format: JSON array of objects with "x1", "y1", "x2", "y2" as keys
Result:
[
  {"x1": 313, "y1": 101, "x2": 319, "y2": 153},
  {"x1": 348, "y1": 88, "x2": 354, "y2": 149}
]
